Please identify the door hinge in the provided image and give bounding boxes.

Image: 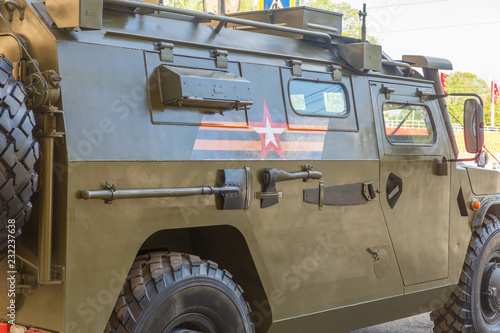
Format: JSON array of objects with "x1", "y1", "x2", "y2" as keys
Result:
[
  {"x1": 155, "y1": 42, "x2": 175, "y2": 63},
  {"x1": 327, "y1": 64, "x2": 342, "y2": 81},
  {"x1": 381, "y1": 84, "x2": 395, "y2": 99},
  {"x1": 211, "y1": 49, "x2": 229, "y2": 69},
  {"x1": 416, "y1": 88, "x2": 430, "y2": 103},
  {"x1": 287, "y1": 59, "x2": 303, "y2": 77}
]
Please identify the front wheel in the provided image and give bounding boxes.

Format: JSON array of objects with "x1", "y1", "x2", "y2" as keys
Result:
[
  {"x1": 431, "y1": 215, "x2": 500, "y2": 332},
  {"x1": 106, "y1": 252, "x2": 255, "y2": 333}
]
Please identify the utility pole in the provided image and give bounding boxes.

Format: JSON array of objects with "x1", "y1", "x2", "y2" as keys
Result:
[{"x1": 219, "y1": 0, "x2": 225, "y2": 14}]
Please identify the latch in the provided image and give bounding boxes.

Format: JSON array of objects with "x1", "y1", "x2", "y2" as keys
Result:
[
  {"x1": 436, "y1": 157, "x2": 449, "y2": 176},
  {"x1": 211, "y1": 49, "x2": 229, "y2": 69},
  {"x1": 327, "y1": 64, "x2": 342, "y2": 81},
  {"x1": 155, "y1": 42, "x2": 174, "y2": 63},
  {"x1": 287, "y1": 59, "x2": 303, "y2": 77},
  {"x1": 416, "y1": 88, "x2": 430, "y2": 103},
  {"x1": 381, "y1": 84, "x2": 395, "y2": 99},
  {"x1": 256, "y1": 165, "x2": 322, "y2": 208}
]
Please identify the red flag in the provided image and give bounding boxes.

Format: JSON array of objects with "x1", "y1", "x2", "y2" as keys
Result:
[
  {"x1": 495, "y1": 83, "x2": 499, "y2": 103},
  {"x1": 440, "y1": 73, "x2": 449, "y2": 94}
]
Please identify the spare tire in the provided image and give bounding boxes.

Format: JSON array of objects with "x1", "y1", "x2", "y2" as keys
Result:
[{"x1": 0, "y1": 56, "x2": 39, "y2": 261}]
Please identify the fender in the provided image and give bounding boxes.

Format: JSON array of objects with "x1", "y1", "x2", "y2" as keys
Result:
[{"x1": 472, "y1": 194, "x2": 500, "y2": 229}]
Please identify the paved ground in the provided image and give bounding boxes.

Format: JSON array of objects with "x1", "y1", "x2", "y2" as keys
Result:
[{"x1": 351, "y1": 313, "x2": 434, "y2": 333}]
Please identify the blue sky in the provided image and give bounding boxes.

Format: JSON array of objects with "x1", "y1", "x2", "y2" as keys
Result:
[{"x1": 344, "y1": 0, "x2": 500, "y2": 83}]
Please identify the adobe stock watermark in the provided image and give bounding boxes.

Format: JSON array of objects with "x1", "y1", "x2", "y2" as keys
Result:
[
  {"x1": 250, "y1": 233, "x2": 337, "y2": 328},
  {"x1": 5, "y1": 219, "x2": 17, "y2": 325},
  {"x1": 53, "y1": 80, "x2": 154, "y2": 183},
  {"x1": 67, "y1": 268, "x2": 128, "y2": 333},
  {"x1": 366, "y1": 1, "x2": 403, "y2": 36}
]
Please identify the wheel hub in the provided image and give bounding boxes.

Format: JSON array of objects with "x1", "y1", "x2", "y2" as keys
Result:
[
  {"x1": 164, "y1": 313, "x2": 218, "y2": 333},
  {"x1": 481, "y1": 262, "x2": 500, "y2": 323}
]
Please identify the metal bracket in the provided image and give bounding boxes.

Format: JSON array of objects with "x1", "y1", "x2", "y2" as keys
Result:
[
  {"x1": 363, "y1": 182, "x2": 379, "y2": 201},
  {"x1": 155, "y1": 42, "x2": 174, "y2": 62},
  {"x1": 327, "y1": 64, "x2": 342, "y2": 81},
  {"x1": 211, "y1": 49, "x2": 229, "y2": 69},
  {"x1": 3, "y1": 0, "x2": 25, "y2": 22},
  {"x1": 381, "y1": 84, "x2": 395, "y2": 99},
  {"x1": 416, "y1": 88, "x2": 430, "y2": 103},
  {"x1": 287, "y1": 59, "x2": 303, "y2": 77},
  {"x1": 105, "y1": 181, "x2": 117, "y2": 204},
  {"x1": 318, "y1": 181, "x2": 324, "y2": 210},
  {"x1": 254, "y1": 192, "x2": 282, "y2": 200}
]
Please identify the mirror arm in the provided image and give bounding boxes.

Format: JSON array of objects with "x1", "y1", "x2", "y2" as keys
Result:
[
  {"x1": 444, "y1": 148, "x2": 483, "y2": 163},
  {"x1": 427, "y1": 93, "x2": 484, "y2": 106}
]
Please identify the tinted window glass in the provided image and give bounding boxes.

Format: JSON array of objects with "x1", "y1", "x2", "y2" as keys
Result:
[
  {"x1": 383, "y1": 103, "x2": 435, "y2": 144},
  {"x1": 290, "y1": 80, "x2": 348, "y2": 117}
]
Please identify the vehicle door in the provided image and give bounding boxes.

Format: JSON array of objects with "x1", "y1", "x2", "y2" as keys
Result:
[{"x1": 370, "y1": 80, "x2": 453, "y2": 286}]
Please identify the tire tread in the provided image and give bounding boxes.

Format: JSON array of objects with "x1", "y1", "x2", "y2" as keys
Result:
[
  {"x1": 431, "y1": 215, "x2": 500, "y2": 332},
  {"x1": 0, "y1": 56, "x2": 38, "y2": 261},
  {"x1": 105, "y1": 252, "x2": 255, "y2": 333}
]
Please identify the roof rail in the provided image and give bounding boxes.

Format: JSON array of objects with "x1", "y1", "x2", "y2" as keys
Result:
[{"x1": 103, "y1": 0, "x2": 332, "y2": 49}]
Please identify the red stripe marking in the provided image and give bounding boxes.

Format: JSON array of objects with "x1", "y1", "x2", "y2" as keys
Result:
[
  {"x1": 199, "y1": 121, "x2": 328, "y2": 133},
  {"x1": 193, "y1": 140, "x2": 324, "y2": 152}
]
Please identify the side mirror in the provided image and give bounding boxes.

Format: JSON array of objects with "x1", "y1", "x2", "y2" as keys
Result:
[{"x1": 463, "y1": 98, "x2": 484, "y2": 154}]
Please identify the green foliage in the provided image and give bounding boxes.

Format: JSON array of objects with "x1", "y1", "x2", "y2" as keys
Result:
[
  {"x1": 163, "y1": 0, "x2": 203, "y2": 11},
  {"x1": 300, "y1": 1, "x2": 378, "y2": 43},
  {"x1": 445, "y1": 72, "x2": 495, "y2": 125},
  {"x1": 163, "y1": 0, "x2": 256, "y2": 12},
  {"x1": 239, "y1": 0, "x2": 257, "y2": 11}
]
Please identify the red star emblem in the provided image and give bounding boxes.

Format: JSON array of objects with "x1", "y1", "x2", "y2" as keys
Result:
[{"x1": 249, "y1": 100, "x2": 287, "y2": 161}]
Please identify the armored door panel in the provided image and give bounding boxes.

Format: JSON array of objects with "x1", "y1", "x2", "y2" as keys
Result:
[
  {"x1": 232, "y1": 66, "x2": 402, "y2": 321},
  {"x1": 370, "y1": 80, "x2": 453, "y2": 286}
]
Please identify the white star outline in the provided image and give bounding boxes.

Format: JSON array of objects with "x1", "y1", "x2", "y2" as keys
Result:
[{"x1": 252, "y1": 118, "x2": 286, "y2": 149}]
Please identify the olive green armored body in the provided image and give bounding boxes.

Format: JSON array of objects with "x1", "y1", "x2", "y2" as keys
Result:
[{"x1": 0, "y1": 1, "x2": 498, "y2": 332}]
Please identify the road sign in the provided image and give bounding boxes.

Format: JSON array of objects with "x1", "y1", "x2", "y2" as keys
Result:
[{"x1": 259, "y1": 0, "x2": 295, "y2": 10}]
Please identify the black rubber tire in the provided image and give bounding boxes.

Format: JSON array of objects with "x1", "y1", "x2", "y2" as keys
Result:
[
  {"x1": 431, "y1": 215, "x2": 500, "y2": 332},
  {"x1": 0, "y1": 57, "x2": 39, "y2": 261},
  {"x1": 106, "y1": 252, "x2": 255, "y2": 333}
]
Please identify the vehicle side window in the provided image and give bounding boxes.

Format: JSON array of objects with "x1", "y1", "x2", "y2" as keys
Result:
[
  {"x1": 383, "y1": 103, "x2": 435, "y2": 144},
  {"x1": 289, "y1": 79, "x2": 348, "y2": 117}
]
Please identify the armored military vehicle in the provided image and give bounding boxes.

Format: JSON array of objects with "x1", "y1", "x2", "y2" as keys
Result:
[{"x1": 0, "y1": 0, "x2": 497, "y2": 332}]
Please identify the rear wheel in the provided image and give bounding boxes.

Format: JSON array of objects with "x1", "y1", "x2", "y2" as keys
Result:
[
  {"x1": 106, "y1": 252, "x2": 255, "y2": 333},
  {"x1": 0, "y1": 56, "x2": 39, "y2": 261},
  {"x1": 431, "y1": 215, "x2": 500, "y2": 332}
]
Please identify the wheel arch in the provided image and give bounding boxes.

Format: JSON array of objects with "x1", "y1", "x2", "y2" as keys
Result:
[
  {"x1": 136, "y1": 224, "x2": 272, "y2": 333},
  {"x1": 473, "y1": 197, "x2": 500, "y2": 229}
]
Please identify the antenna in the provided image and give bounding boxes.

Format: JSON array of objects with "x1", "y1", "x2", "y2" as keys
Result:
[{"x1": 359, "y1": 3, "x2": 367, "y2": 42}]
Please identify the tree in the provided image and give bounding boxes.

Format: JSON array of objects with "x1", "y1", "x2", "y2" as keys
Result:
[
  {"x1": 163, "y1": 0, "x2": 203, "y2": 11},
  {"x1": 445, "y1": 72, "x2": 493, "y2": 125},
  {"x1": 161, "y1": 0, "x2": 377, "y2": 43},
  {"x1": 163, "y1": 0, "x2": 256, "y2": 13},
  {"x1": 239, "y1": 0, "x2": 257, "y2": 11}
]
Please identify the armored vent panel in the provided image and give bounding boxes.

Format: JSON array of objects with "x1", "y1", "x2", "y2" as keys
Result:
[{"x1": 157, "y1": 65, "x2": 253, "y2": 109}]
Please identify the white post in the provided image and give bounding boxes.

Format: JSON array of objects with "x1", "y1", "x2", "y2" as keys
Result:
[{"x1": 492, "y1": 80, "x2": 495, "y2": 127}]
